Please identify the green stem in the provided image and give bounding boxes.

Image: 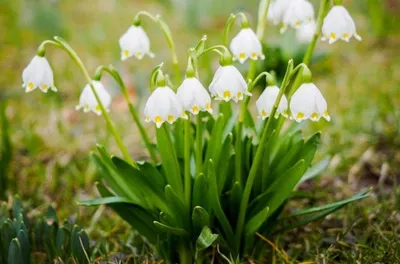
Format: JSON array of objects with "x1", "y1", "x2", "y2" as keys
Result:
[
  {"x1": 135, "y1": 11, "x2": 181, "y2": 83},
  {"x1": 178, "y1": 241, "x2": 192, "y2": 263},
  {"x1": 195, "y1": 114, "x2": 203, "y2": 176},
  {"x1": 255, "y1": 0, "x2": 272, "y2": 39},
  {"x1": 52, "y1": 37, "x2": 136, "y2": 166},
  {"x1": 184, "y1": 118, "x2": 192, "y2": 206},
  {"x1": 235, "y1": 60, "x2": 294, "y2": 249},
  {"x1": 289, "y1": 0, "x2": 329, "y2": 96},
  {"x1": 94, "y1": 65, "x2": 158, "y2": 164}
]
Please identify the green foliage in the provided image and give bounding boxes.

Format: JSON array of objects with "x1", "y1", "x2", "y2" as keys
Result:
[
  {"x1": 83, "y1": 113, "x2": 370, "y2": 262},
  {"x1": 0, "y1": 195, "x2": 91, "y2": 264},
  {"x1": 0, "y1": 102, "x2": 12, "y2": 200}
]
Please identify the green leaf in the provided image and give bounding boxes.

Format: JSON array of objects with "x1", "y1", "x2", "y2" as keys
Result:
[
  {"x1": 137, "y1": 161, "x2": 167, "y2": 191},
  {"x1": 78, "y1": 196, "x2": 136, "y2": 206},
  {"x1": 156, "y1": 125, "x2": 183, "y2": 198},
  {"x1": 299, "y1": 157, "x2": 330, "y2": 185},
  {"x1": 164, "y1": 185, "x2": 188, "y2": 229},
  {"x1": 192, "y1": 173, "x2": 208, "y2": 210},
  {"x1": 196, "y1": 226, "x2": 218, "y2": 251},
  {"x1": 205, "y1": 114, "x2": 225, "y2": 166},
  {"x1": 262, "y1": 160, "x2": 305, "y2": 215},
  {"x1": 17, "y1": 230, "x2": 30, "y2": 264},
  {"x1": 229, "y1": 182, "x2": 242, "y2": 228},
  {"x1": 206, "y1": 160, "x2": 236, "y2": 252},
  {"x1": 8, "y1": 239, "x2": 23, "y2": 264},
  {"x1": 192, "y1": 206, "x2": 210, "y2": 237},
  {"x1": 217, "y1": 133, "x2": 234, "y2": 194},
  {"x1": 244, "y1": 206, "x2": 269, "y2": 235},
  {"x1": 46, "y1": 205, "x2": 58, "y2": 224},
  {"x1": 153, "y1": 221, "x2": 189, "y2": 236},
  {"x1": 3, "y1": 220, "x2": 16, "y2": 260}
]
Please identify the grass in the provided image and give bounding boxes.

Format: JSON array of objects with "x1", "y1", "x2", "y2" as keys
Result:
[{"x1": 1, "y1": 0, "x2": 400, "y2": 263}]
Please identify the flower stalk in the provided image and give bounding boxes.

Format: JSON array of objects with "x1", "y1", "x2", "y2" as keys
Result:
[
  {"x1": 50, "y1": 37, "x2": 136, "y2": 166},
  {"x1": 93, "y1": 65, "x2": 158, "y2": 164}
]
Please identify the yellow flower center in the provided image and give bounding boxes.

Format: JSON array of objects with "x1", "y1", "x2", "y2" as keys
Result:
[
  {"x1": 168, "y1": 115, "x2": 174, "y2": 122},
  {"x1": 295, "y1": 21, "x2": 301, "y2": 27},
  {"x1": 343, "y1": 33, "x2": 349, "y2": 39},
  {"x1": 239, "y1": 53, "x2": 246, "y2": 59},
  {"x1": 296, "y1": 112, "x2": 305, "y2": 120},
  {"x1": 223, "y1": 90, "x2": 231, "y2": 99},
  {"x1": 84, "y1": 104, "x2": 89, "y2": 110},
  {"x1": 324, "y1": 110, "x2": 329, "y2": 117},
  {"x1": 41, "y1": 84, "x2": 48, "y2": 90},
  {"x1": 251, "y1": 52, "x2": 257, "y2": 59},
  {"x1": 206, "y1": 103, "x2": 211, "y2": 111},
  {"x1": 145, "y1": 116, "x2": 150, "y2": 122},
  {"x1": 155, "y1": 116, "x2": 162, "y2": 124},
  {"x1": 95, "y1": 105, "x2": 101, "y2": 112},
  {"x1": 28, "y1": 82, "x2": 34, "y2": 90},
  {"x1": 136, "y1": 52, "x2": 142, "y2": 58},
  {"x1": 192, "y1": 105, "x2": 199, "y2": 114},
  {"x1": 330, "y1": 32, "x2": 336, "y2": 40},
  {"x1": 123, "y1": 50, "x2": 130, "y2": 57},
  {"x1": 181, "y1": 112, "x2": 188, "y2": 119},
  {"x1": 261, "y1": 110, "x2": 268, "y2": 117},
  {"x1": 237, "y1": 92, "x2": 243, "y2": 99},
  {"x1": 311, "y1": 112, "x2": 319, "y2": 120}
]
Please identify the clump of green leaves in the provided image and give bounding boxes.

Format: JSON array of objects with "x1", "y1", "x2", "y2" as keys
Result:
[
  {"x1": 0, "y1": 102, "x2": 12, "y2": 200},
  {"x1": 0, "y1": 196, "x2": 90, "y2": 264}
]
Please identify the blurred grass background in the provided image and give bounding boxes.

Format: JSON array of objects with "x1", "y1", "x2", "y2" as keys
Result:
[{"x1": 1, "y1": 0, "x2": 400, "y2": 262}]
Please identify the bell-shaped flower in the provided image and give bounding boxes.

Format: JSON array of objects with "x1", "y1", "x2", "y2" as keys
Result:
[
  {"x1": 289, "y1": 82, "x2": 330, "y2": 122},
  {"x1": 230, "y1": 28, "x2": 265, "y2": 64},
  {"x1": 321, "y1": 5, "x2": 362, "y2": 44},
  {"x1": 144, "y1": 86, "x2": 187, "y2": 128},
  {"x1": 209, "y1": 65, "x2": 251, "y2": 103},
  {"x1": 256, "y1": 85, "x2": 288, "y2": 120},
  {"x1": 75, "y1": 81, "x2": 112, "y2": 116},
  {"x1": 267, "y1": 0, "x2": 291, "y2": 25},
  {"x1": 119, "y1": 25, "x2": 155, "y2": 61},
  {"x1": 281, "y1": 0, "x2": 315, "y2": 33},
  {"x1": 296, "y1": 21, "x2": 316, "y2": 43},
  {"x1": 22, "y1": 55, "x2": 57, "y2": 93},
  {"x1": 177, "y1": 77, "x2": 212, "y2": 115}
]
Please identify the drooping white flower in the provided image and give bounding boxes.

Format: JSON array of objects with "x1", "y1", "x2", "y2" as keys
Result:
[
  {"x1": 256, "y1": 85, "x2": 288, "y2": 120},
  {"x1": 281, "y1": 0, "x2": 315, "y2": 33},
  {"x1": 230, "y1": 28, "x2": 265, "y2": 64},
  {"x1": 289, "y1": 83, "x2": 330, "y2": 122},
  {"x1": 119, "y1": 25, "x2": 155, "y2": 61},
  {"x1": 144, "y1": 86, "x2": 187, "y2": 128},
  {"x1": 296, "y1": 20, "x2": 316, "y2": 43},
  {"x1": 177, "y1": 77, "x2": 212, "y2": 115},
  {"x1": 75, "y1": 81, "x2": 112, "y2": 116},
  {"x1": 209, "y1": 65, "x2": 251, "y2": 103},
  {"x1": 22, "y1": 55, "x2": 57, "y2": 93},
  {"x1": 321, "y1": 5, "x2": 362, "y2": 44},
  {"x1": 267, "y1": 0, "x2": 291, "y2": 25}
]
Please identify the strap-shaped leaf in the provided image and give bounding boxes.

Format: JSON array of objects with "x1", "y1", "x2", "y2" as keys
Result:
[
  {"x1": 78, "y1": 196, "x2": 135, "y2": 206},
  {"x1": 137, "y1": 161, "x2": 167, "y2": 191},
  {"x1": 275, "y1": 189, "x2": 370, "y2": 233},
  {"x1": 261, "y1": 160, "x2": 305, "y2": 216},
  {"x1": 17, "y1": 230, "x2": 30, "y2": 264},
  {"x1": 192, "y1": 173, "x2": 208, "y2": 210},
  {"x1": 156, "y1": 125, "x2": 183, "y2": 198},
  {"x1": 217, "y1": 133, "x2": 234, "y2": 194},
  {"x1": 245, "y1": 206, "x2": 270, "y2": 235},
  {"x1": 298, "y1": 157, "x2": 330, "y2": 185},
  {"x1": 164, "y1": 185, "x2": 189, "y2": 229},
  {"x1": 7, "y1": 239, "x2": 23, "y2": 264},
  {"x1": 153, "y1": 221, "x2": 189, "y2": 236},
  {"x1": 229, "y1": 182, "x2": 242, "y2": 227},
  {"x1": 192, "y1": 206, "x2": 210, "y2": 236},
  {"x1": 206, "y1": 160, "x2": 236, "y2": 253},
  {"x1": 196, "y1": 226, "x2": 218, "y2": 251}
]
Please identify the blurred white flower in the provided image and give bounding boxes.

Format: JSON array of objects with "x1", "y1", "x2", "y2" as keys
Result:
[
  {"x1": 267, "y1": 0, "x2": 291, "y2": 25},
  {"x1": 230, "y1": 28, "x2": 265, "y2": 64},
  {"x1": 296, "y1": 21, "x2": 316, "y2": 43},
  {"x1": 119, "y1": 25, "x2": 155, "y2": 61},
  {"x1": 289, "y1": 82, "x2": 330, "y2": 122},
  {"x1": 281, "y1": 0, "x2": 315, "y2": 33},
  {"x1": 177, "y1": 77, "x2": 212, "y2": 115},
  {"x1": 256, "y1": 85, "x2": 288, "y2": 120},
  {"x1": 76, "y1": 81, "x2": 112, "y2": 116},
  {"x1": 321, "y1": 5, "x2": 362, "y2": 44},
  {"x1": 144, "y1": 86, "x2": 187, "y2": 128},
  {"x1": 22, "y1": 55, "x2": 57, "y2": 93},
  {"x1": 209, "y1": 65, "x2": 251, "y2": 103}
]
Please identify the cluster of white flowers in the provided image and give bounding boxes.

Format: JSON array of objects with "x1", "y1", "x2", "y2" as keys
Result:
[{"x1": 268, "y1": 0, "x2": 361, "y2": 44}]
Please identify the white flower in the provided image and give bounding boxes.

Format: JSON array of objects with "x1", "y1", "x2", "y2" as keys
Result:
[
  {"x1": 209, "y1": 65, "x2": 251, "y2": 103},
  {"x1": 119, "y1": 25, "x2": 155, "y2": 61},
  {"x1": 289, "y1": 83, "x2": 330, "y2": 122},
  {"x1": 75, "y1": 81, "x2": 112, "y2": 116},
  {"x1": 144, "y1": 86, "x2": 188, "y2": 128},
  {"x1": 281, "y1": 0, "x2": 315, "y2": 33},
  {"x1": 256, "y1": 85, "x2": 288, "y2": 120},
  {"x1": 321, "y1": 5, "x2": 362, "y2": 44},
  {"x1": 22, "y1": 55, "x2": 57, "y2": 93},
  {"x1": 177, "y1": 77, "x2": 212, "y2": 115},
  {"x1": 296, "y1": 21, "x2": 316, "y2": 43},
  {"x1": 230, "y1": 28, "x2": 265, "y2": 64},
  {"x1": 267, "y1": 0, "x2": 291, "y2": 25}
]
